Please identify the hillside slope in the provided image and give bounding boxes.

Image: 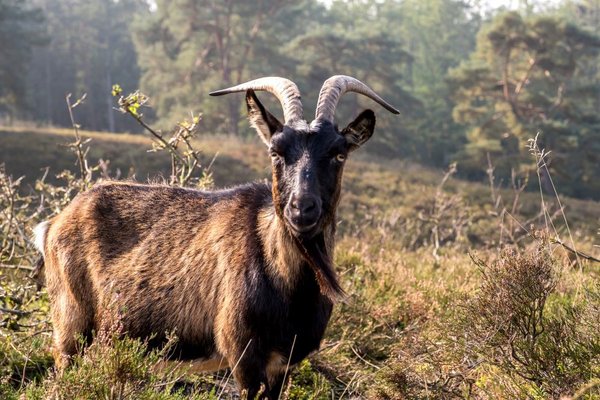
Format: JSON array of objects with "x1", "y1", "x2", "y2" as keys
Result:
[
  {"x1": 1, "y1": 125, "x2": 599, "y2": 399},
  {"x1": 1, "y1": 125, "x2": 598, "y2": 240}
]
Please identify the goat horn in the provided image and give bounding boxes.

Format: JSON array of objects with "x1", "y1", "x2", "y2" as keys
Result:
[
  {"x1": 314, "y1": 75, "x2": 399, "y2": 122},
  {"x1": 210, "y1": 77, "x2": 304, "y2": 124}
]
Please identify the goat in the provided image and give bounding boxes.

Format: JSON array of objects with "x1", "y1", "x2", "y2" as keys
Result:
[{"x1": 33, "y1": 75, "x2": 399, "y2": 398}]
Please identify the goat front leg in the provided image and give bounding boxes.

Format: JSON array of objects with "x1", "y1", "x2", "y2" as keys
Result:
[
  {"x1": 267, "y1": 371, "x2": 289, "y2": 400},
  {"x1": 216, "y1": 304, "x2": 273, "y2": 397},
  {"x1": 232, "y1": 358, "x2": 270, "y2": 399},
  {"x1": 234, "y1": 365, "x2": 290, "y2": 400}
]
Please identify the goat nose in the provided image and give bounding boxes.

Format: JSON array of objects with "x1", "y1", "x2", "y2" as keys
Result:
[
  {"x1": 286, "y1": 194, "x2": 321, "y2": 233},
  {"x1": 291, "y1": 196, "x2": 316, "y2": 214}
]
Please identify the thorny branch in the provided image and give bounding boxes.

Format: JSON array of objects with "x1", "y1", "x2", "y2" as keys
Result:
[{"x1": 112, "y1": 85, "x2": 213, "y2": 188}]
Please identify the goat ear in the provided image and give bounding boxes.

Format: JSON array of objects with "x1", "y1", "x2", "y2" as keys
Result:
[
  {"x1": 341, "y1": 109, "x2": 376, "y2": 152},
  {"x1": 246, "y1": 90, "x2": 283, "y2": 145}
]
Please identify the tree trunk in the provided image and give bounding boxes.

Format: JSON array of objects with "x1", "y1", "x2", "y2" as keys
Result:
[
  {"x1": 227, "y1": 97, "x2": 239, "y2": 136},
  {"x1": 106, "y1": 68, "x2": 115, "y2": 132},
  {"x1": 105, "y1": 1, "x2": 115, "y2": 133},
  {"x1": 45, "y1": 49, "x2": 52, "y2": 124}
]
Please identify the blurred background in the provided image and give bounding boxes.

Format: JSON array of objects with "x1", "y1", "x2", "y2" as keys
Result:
[
  {"x1": 1, "y1": 3, "x2": 600, "y2": 398},
  {"x1": 0, "y1": 0, "x2": 598, "y2": 199}
]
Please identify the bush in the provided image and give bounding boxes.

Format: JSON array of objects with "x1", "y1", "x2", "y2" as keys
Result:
[
  {"x1": 461, "y1": 240, "x2": 600, "y2": 398},
  {"x1": 372, "y1": 239, "x2": 600, "y2": 399},
  {"x1": 23, "y1": 328, "x2": 217, "y2": 400}
]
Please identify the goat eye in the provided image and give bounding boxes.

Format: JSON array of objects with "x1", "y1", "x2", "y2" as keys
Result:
[
  {"x1": 269, "y1": 149, "x2": 281, "y2": 159},
  {"x1": 335, "y1": 154, "x2": 346, "y2": 162}
]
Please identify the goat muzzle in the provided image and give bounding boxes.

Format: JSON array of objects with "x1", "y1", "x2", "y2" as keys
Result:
[{"x1": 285, "y1": 193, "x2": 322, "y2": 237}]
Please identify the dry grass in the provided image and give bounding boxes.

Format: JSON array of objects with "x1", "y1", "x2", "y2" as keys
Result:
[{"x1": 0, "y1": 125, "x2": 599, "y2": 399}]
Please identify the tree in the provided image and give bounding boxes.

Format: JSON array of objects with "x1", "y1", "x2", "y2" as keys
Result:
[
  {"x1": 26, "y1": 0, "x2": 147, "y2": 132},
  {"x1": 133, "y1": 0, "x2": 302, "y2": 135},
  {"x1": 284, "y1": 0, "x2": 418, "y2": 155},
  {"x1": 0, "y1": 0, "x2": 45, "y2": 120},
  {"x1": 284, "y1": 0, "x2": 480, "y2": 162},
  {"x1": 448, "y1": 11, "x2": 600, "y2": 198},
  {"x1": 392, "y1": 0, "x2": 480, "y2": 165}
]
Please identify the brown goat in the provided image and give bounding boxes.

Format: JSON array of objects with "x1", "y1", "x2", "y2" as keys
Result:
[{"x1": 33, "y1": 76, "x2": 398, "y2": 398}]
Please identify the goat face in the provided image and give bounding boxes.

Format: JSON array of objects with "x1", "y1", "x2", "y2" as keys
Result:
[
  {"x1": 246, "y1": 90, "x2": 376, "y2": 238},
  {"x1": 210, "y1": 76, "x2": 398, "y2": 242},
  {"x1": 271, "y1": 123, "x2": 347, "y2": 238}
]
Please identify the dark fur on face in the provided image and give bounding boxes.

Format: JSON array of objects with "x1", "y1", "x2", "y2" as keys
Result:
[{"x1": 246, "y1": 90, "x2": 376, "y2": 300}]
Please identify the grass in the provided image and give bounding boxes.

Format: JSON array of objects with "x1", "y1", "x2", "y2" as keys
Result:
[
  {"x1": 0, "y1": 124, "x2": 599, "y2": 399},
  {"x1": 0, "y1": 126, "x2": 265, "y2": 189},
  {"x1": 2, "y1": 125, "x2": 598, "y2": 240}
]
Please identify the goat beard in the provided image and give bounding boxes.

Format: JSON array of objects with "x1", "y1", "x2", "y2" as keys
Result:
[{"x1": 292, "y1": 233, "x2": 345, "y2": 303}]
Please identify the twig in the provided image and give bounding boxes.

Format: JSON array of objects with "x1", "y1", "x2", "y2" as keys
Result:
[
  {"x1": 0, "y1": 263, "x2": 35, "y2": 271},
  {"x1": 552, "y1": 239, "x2": 600, "y2": 264},
  {"x1": 0, "y1": 307, "x2": 31, "y2": 316},
  {"x1": 279, "y1": 334, "x2": 297, "y2": 400},
  {"x1": 134, "y1": 114, "x2": 186, "y2": 164},
  {"x1": 218, "y1": 338, "x2": 252, "y2": 398},
  {"x1": 572, "y1": 379, "x2": 600, "y2": 400},
  {"x1": 349, "y1": 345, "x2": 381, "y2": 370},
  {"x1": 65, "y1": 93, "x2": 89, "y2": 180},
  {"x1": 528, "y1": 134, "x2": 582, "y2": 270},
  {"x1": 113, "y1": 89, "x2": 211, "y2": 187},
  {"x1": 17, "y1": 328, "x2": 52, "y2": 342}
]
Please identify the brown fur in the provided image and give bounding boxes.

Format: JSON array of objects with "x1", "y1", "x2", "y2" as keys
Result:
[
  {"x1": 37, "y1": 83, "x2": 383, "y2": 398},
  {"x1": 40, "y1": 181, "x2": 333, "y2": 398}
]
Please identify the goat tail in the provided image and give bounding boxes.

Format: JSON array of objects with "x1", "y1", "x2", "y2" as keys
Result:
[
  {"x1": 31, "y1": 221, "x2": 50, "y2": 289},
  {"x1": 33, "y1": 221, "x2": 50, "y2": 257}
]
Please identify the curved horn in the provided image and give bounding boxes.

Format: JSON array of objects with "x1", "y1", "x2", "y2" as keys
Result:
[
  {"x1": 210, "y1": 77, "x2": 304, "y2": 123},
  {"x1": 315, "y1": 75, "x2": 399, "y2": 122}
]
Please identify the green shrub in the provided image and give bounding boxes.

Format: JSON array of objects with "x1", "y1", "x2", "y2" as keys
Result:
[{"x1": 462, "y1": 242, "x2": 599, "y2": 397}]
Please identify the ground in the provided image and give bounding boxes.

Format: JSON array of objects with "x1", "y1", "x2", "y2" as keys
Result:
[{"x1": 0, "y1": 126, "x2": 598, "y2": 399}]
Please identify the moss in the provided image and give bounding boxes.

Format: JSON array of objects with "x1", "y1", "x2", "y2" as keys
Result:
[{"x1": 287, "y1": 360, "x2": 332, "y2": 400}]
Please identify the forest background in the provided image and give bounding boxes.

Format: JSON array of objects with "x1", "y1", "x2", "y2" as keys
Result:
[
  {"x1": 2, "y1": 0, "x2": 599, "y2": 200},
  {"x1": 1, "y1": 1, "x2": 600, "y2": 398}
]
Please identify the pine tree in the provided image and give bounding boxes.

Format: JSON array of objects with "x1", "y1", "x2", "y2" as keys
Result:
[
  {"x1": 448, "y1": 11, "x2": 600, "y2": 198},
  {"x1": 133, "y1": 0, "x2": 301, "y2": 134},
  {"x1": 26, "y1": 0, "x2": 147, "y2": 131},
  {"x1": 0, "y1": 0, "x2": 45, "y2": 120}
]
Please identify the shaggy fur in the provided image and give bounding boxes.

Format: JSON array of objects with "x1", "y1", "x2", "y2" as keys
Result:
[{"x1": 35, "y1": 85, "x2": 381, "y2": 398}]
